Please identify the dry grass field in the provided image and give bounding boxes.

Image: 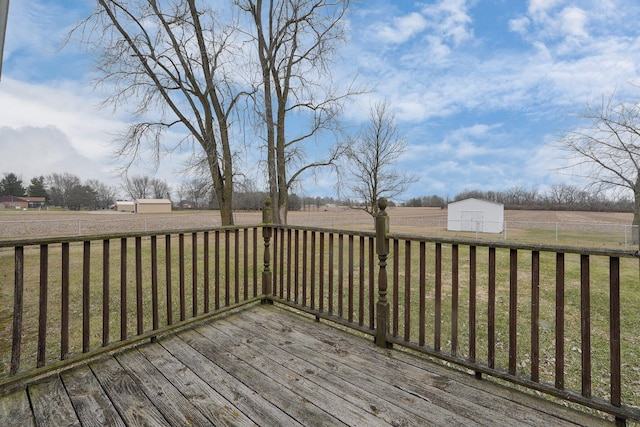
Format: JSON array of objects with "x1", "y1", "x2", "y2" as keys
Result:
[{"x1": 0, "y1": 207, "x2": 635, "y2": 247}]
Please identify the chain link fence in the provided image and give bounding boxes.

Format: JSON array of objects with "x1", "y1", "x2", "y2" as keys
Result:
[
  {"x1": 1, "y1": 211, "x2": 637, "y2": 248},
  {"x1": 389, "y1": 217, "x2": 638, "y2": 247},
  {"x1": 0, "y1": 213, "x2": 222, "y2": 239}
]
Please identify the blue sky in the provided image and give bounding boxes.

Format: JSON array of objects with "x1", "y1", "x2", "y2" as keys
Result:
[{"x1": 1, "y1": 0, "x2": 640, "y2": 201}]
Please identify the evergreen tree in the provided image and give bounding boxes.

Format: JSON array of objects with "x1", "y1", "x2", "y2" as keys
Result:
[
  {"x1": 27, "y1": 176, "x2": 48, "y2": 199},
  {"x1": 0, "y1": 173, "x2": 26, "y2": 196}
]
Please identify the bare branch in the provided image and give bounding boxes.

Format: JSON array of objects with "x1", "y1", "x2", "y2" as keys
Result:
[
  {"x1": 557, "y1": 91, "x2": 640, "y2": 241},
  {"x1": 341, "y1": 100, "x2": 417, "y2": 216}
]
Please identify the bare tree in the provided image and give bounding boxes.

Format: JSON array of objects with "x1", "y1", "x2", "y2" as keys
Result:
[
  {"x1": 124, "y1": 175, "x2": 151, "y2": 199},
  {"x1": 342, "y1": 101, "x2": 416, "y2": 216},
  {"x1": 178, "y1": 177, "x2": 212, "y2": 209},
  {"x1": 558, "y1": 94, "x2": 640, "y2": 243},
  {"x1": 547, "y1": 184, "x2": 580, "y2": 206},
  {"x1": 86, "y1": 178, "x2": 118, "y2": 209},
  {"x1": 46, "y1": 173, "x2": 82, "y2": 208},
  {"x1": 237, "y1": 0, "x2": 358, "y2": 224},
  {"x1": 150, "y1": 178, "x2": 171, "y2": 200},
  {"x1": 76, "y1": 0, "x2": 251, "y2": 225}
]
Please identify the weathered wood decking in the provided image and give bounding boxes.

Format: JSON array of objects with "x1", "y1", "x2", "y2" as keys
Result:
[{"x1": 0, "y1": 305, "x2": 613, "y2": 426}]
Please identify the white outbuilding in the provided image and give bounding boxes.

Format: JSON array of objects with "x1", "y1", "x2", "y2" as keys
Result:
[
  {"x1": 135, "y1": 199, "x2": 172, "y2": 214},
  {"x1": 447, "y1": 198, "x2": 504, "y2": 233},
  {"x1": 115, "y1": 200, "x2": 135, "y2": 213}
]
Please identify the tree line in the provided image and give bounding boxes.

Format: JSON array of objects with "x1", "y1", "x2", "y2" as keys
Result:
[
  {"x1": 0, "y1": 171, "x2": 338, "y2": 211},
  {"x1": 403, "y1": 185, "x2": 633, "y2": 212},
  {"x1": 2, "y1": 170, "x2": 634, "y2": 213}
]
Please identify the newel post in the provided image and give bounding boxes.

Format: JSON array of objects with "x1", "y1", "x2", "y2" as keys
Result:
[
  {"x1": 375, "y1": 198, "x2": 391, "y2": 348},
  {"x1": 261, "y1": 197, "x2": 273, "y2": 304}
]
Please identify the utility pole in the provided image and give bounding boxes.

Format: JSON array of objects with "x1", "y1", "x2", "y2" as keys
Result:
[{"x1": 0, "y1": 0, "x2": 9, "y2": 80}]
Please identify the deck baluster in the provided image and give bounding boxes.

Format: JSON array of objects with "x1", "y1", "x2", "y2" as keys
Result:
[
  {"x1": 581, "y1": 254, "x2": 592, "y2": 398},
  {"x1": 451, "y1": 244, "x2": 459, "y2": 356},
  {"x1": 419, "y1": 242, "x2": 426, "y2": 347},
  {"x1": 204, "y1": 232, "x2": 210, "y2": 312},
  {"x1": 469, "y1": 245, "x2": 477, "y2": 365},
  {"x1": 61, "y1": 243, "x2": 70, "y2": 359},
  {"x1": 83, "y1": 241, "x2": 91, "y2": 352},
  {"x1": 555, "y1": 252, "x2": 565, "y2": 389},
  {"x1": 393, "y1": 239, "x2": 399, "y2": 338},
  {"x1": 102, "y1": 240, "x2": 110, "y2": 347},
  {"x1": 37, "y1": 244, "x2": 48, "y2": 368},
  {"x1": 10, "y1": 246, "x2": 24, "y2": 375},
  {"x1": 358, "y1": 235, "x2": 365, "y2": 326},
  {"x1": 192, "y1": 233, "x2": 198, "y2": 316},
  {"x1": 368, "y1": 238, "x2": 375, "y2": 330}
]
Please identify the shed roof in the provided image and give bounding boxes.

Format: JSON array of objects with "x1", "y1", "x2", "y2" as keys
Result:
[
  {"x1": 0, "y1": 195, "x2": 26, "y2": 203},
  {"x1": 448, "y1": 198, "x2": 503, "y2": 207},
  {"x1": 134, "y1": 198, "x2": 172, "y2": 204}
]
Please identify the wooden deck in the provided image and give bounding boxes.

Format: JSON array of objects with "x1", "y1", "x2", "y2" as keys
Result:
[{"x1": 0, "y1": 304, "x2": 613, "y2": 426}]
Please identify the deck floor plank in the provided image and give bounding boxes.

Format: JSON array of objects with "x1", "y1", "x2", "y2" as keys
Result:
[
  {"x1": 196, "y1": 321, "x2": 390, "y2": 426},
  {"x1": 0, "y1": 304, "x2": 616, "y2": 427},
  {"x1": 236, "y1": 309, "x2": 527, "y2": 427},
  {"x1": 89, "y1": 356, "x2": 171, "y2": 426},
  {"x1": 28, "y1": 377, "x2": 81, "y2": 427},
  {"x1": 115, "y1": 348, "x2": 220, "y2": 426},
  {"x1": 60, "y1": 365, "x2": 126, "y2": 427},
  {"x1": 0, "y1": 389, "x2": 35, "y2": 427},
  {"x1": 160, "y1": 335, "x2": 300, "y2": 426},
  {"x1": 180, "y1": 328, "x2": 352, "y2": 426},
  {"x1": 137, "y1": 343, "x2": 257, "y2": 427},
  {"x1": 243, "y1": 307, "x2": 612, "y2": 427},
  {"x1": 207, "y1": 313, "x2": 460, "y2": 426}
]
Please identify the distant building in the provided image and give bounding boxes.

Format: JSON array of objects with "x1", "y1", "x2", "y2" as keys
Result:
[
  {"x1": 0, "y1": 196, "x2": 46, "y2": 209},
  {"x1": 447, "y1": 198, "x2": 504, "y2": 233},
  {"x1": 115, "y1": 200, "x2": 135, "y2": 213},
  {"x1": 134, "y1": 199, "x2": 172, "y2": 214}
]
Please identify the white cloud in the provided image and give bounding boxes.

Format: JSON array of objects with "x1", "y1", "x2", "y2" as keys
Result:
[
  {"x1": 0, "y1": 126, "x2": 107, "y2": 181},
  {"x1": 0, "y1": 78, "x2": 120, "y2": 161},
  {"x1": 377, "y1": 12, "x2": 428, "y2": 44},
  {"x1": 365, "y1": 0, "x2": 473, "y2": 59},
  {"x1": 560, "y1": 7, "x2": 588, "y2": 38},
  {"x1": 3, "y1": 1, "x2": 90, "y2": 80},
  {"x1": 508, "y1": 17, "x2": 530, "y2": 35},
  {"x1": 420, "y1": 0, "x2": 473, "y2": 46},
  {"x1": 0, "y1": 78, "x2": 196, "y2": 189},
  {"x1": 528, "y1": 0, "x2": 561, "y2": 16}
]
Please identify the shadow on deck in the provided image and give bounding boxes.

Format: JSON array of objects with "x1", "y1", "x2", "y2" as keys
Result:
[{"x1": 0, "y1": 304, "x2": 612, "y2": 426}]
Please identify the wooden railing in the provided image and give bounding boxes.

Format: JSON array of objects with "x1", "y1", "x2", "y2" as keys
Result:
[
  {"x1": 0, "y1": 226, "x2": 264, "y2": 391},
  {"x1": 267, "y1": 199, "x2": 640, "y2": 425},
  {"x1": 2, "y1": 198, "x2": 640, "y2": 424}
]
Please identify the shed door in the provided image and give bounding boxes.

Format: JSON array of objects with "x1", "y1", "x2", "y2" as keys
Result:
[{"x1": 461, "y1": 211, "x2": 482, "y2": 232}]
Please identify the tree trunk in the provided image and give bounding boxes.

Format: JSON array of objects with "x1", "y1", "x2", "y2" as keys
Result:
[
  {"x1": 276, "y1": 95, "x2": 288, "y2": 224},
  {"x1": 206, "y1": 143, "x2": 234, "y2": 226},
  {"x1": 252, "y1": 0, "x2": 280, "y2": 225},
  {"x1": 633, "y1": 188, "x2": 640, "y2": 246},
  {"x1": 219, "y1": 195, "x2": 234, "y2": 225}
]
